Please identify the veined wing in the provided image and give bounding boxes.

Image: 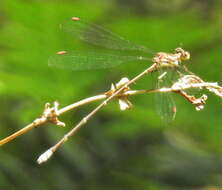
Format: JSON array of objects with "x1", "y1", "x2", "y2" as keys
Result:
[
  {"x1": 155, "y1": 68, "x2": 177, "y2": 123},
  {"x1": 60, "y1": 17, "x2": 153, "y2": 53},
  {"x1": 48, "y1": 51, "x2": 150, "y2": 70},
  {"x1": 155, "y1": 62, "x2": 193, "y2": 122},
  {"x1": 156, "y1": 90, "x2": 176, "y2": 123}
]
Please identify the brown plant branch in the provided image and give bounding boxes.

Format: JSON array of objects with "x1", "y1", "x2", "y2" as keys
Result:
[
  {"x1": 1, "y1": 72, "x2": 221, "y2": 149},
  {"x1": 0, "y1": 90, "x2": 148, "y2": 146},
  {"x1": 57, "y1": 94, "x2": 107, "y2": 115},
  {"x1": 2, "y1": 47, "x2": 222, "y2": 164},
  {"x1": 37, "y1": 74, "x2": 222, "y2": 164},
  {"x1": 37, "y1": 63, "x2": 158, "y2": 164},
  {"x1": 0, "y1": 102, "x2": 65, "y2": 146},
  {"x1": 0, "y1": 82, "x2": 152, "y2": 146}
]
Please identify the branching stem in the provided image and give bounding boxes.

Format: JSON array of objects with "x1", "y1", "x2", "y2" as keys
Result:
[{"x1": 38, "y1": 64, "x2": 157, "y2": 162}]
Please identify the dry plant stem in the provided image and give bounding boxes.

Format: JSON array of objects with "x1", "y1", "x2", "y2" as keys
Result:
[
  {"x1": 0, "y1": 90, "x2": 151, "y2": 146},
  {"x1": 0, "y1": 118, "x2": 47, "y2": 146},
  {"x1": 45, "y1": 63, "x2": 157, "y2": 156},
  {"x1": 58, "y1": 94, "x2": 107, "y2": 115},
  {"x1": 1, "y1": 78, "x2": 215, "y2": 147},
  {"x1": 41, "y1": 80, "x2": 222, "y2": 162},
  {"x1": 0, "y1": 121, "x2": 43, "y2": 146},
  {"x1": 0, "y1": 95, "x2": 107, "y2": 146}
]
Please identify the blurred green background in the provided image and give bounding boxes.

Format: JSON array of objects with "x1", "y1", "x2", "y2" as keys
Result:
[{"x1": 1, "y1": 0, "x2": 222, "y2": 189}]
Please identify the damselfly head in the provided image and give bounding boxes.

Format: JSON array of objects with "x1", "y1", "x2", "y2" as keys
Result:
[{"x1": 175, "y1": 47, "x2": 190, "y2": 61}]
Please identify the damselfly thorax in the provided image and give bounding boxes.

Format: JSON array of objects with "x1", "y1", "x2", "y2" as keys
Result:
[{"x1": 153, "y1": 48, "x2": 190, "y2": 68}]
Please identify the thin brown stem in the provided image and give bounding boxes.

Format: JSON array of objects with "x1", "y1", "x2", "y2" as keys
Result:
[
  {"x1": 0, "y1": 122, "x2": 42, "y2": 146},
  {"x1": 0, "y1": 95, "x2": 108, "y2": 146},
  {"x1": 58, "y1": 94, "x2": 107, "y2": 115},
  {"x1": 2, "y1": 78, "x2": 217, "y2": 147},
  {"x1": 0, "y1": 89, "x2": 154, "y2": 146},
  {"x1": 37, "y1": 63, "x2": 157, "y2": 164}
]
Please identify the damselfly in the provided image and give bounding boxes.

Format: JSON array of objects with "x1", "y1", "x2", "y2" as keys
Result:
[{"x1": 49, "y1": 17, "x2": 191, "y2": 122}]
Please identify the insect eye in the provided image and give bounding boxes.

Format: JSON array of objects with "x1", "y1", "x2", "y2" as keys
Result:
[{"x1": 184, "y1": 52, "x2": 190, "y2": 60}]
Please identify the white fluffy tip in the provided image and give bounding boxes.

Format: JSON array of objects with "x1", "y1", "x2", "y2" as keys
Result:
[{"x1": 37, "y1": 149, "x2": 53, "y2": 164}]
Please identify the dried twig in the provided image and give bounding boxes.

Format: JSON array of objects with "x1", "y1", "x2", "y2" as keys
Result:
[
  {"x1": 0, "y1": 82, "x2": 150, "y2": 146},
  {"x1": 2, "y1": 46, "x2": 222, "y2": 165},
  {"x1": 0, "y1": 102, "x2": 65, "y2": 146},
  {"x1": 37, "y1": 63, "x2": 157, "y2": 164},
  {"x1": 37, "y1": 73, "x2": 222, "y2": 164}
]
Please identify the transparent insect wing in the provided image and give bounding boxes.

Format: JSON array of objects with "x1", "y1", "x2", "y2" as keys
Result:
[
  {"x1": 178, "y1": 64, "x2": 194, "y2": 76},
  {"x1": 61, "y1": 17, "x2": 153, "y2": 53},
  {"x1": 156, "y1": 91, "x2": 176, "y2": 123},
  {"x1": 48, "y1": 51, "x2": 150, "y2": 70},
  {"x1": 155, "y1": 67, "x2": 177, "y2": 123},
  {"x1": 49, "y1": 17, "x2": 154, "y2": 70}
]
